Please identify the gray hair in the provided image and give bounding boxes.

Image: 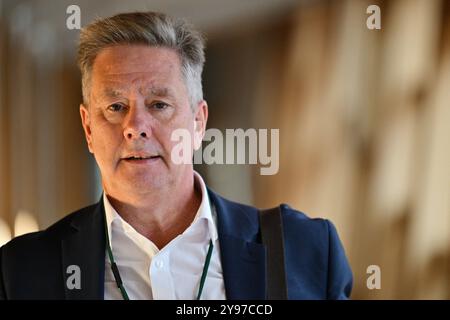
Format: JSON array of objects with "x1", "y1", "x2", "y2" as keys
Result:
[{"x1": 77, "y1": 11, "x2": 205, "y2": 108}]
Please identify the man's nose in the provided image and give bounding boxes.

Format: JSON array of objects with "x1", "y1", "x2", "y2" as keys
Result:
[{"x1": 123, "y1": 107, "x2": 151, "y2": 140}]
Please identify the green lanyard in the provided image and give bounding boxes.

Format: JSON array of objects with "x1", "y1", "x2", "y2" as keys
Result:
[
  {"x1": 104, "y1": 214, "x2": 214, "y2": 300},
  {"x1": 104, "y1": 216, "x2": 130, "y2": 300},
  {"x1": 196, "y1": 239, "x2": 214, "y2": 300}
]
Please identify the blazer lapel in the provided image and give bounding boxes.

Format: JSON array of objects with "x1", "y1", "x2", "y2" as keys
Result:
[
  {"x1": 208, "y1": 189, "x2": 267, "y2": 299},
  {"x1": 61, "y1": 199, "x2": 106, "y2": 299}
]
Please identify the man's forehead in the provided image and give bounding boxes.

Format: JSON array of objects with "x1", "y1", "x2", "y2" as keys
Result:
[
  {"x1": 101, "y1": 85, "x2": 175, "y2": 98},
  {"x1": 94, "y1": 45, "x2": 181, "y2": 72}
]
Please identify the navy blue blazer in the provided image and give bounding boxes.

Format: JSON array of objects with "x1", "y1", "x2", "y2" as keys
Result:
[{"x1": 0, "y1": 189, "x2": 353, "y2": 299}]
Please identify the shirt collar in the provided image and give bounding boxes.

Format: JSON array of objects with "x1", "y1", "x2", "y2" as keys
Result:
[
  {"x1": 103, "y1": 193, "x2": 120, "y2": 246},
  {"x1": 103, "y1": 171, "x2": 218, "y2": 246},
  {"x1": 192, "y1": 170, "x2": 218, "y2": 242}
]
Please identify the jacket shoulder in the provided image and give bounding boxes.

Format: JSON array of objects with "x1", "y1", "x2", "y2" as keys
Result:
[
  {"x1": 1, "y1": 203, "x2": 98, "y2": 254},
  {"x1": 279, "y1": 204, "x2": 353, "y2": 299},
  {"x1": 280, "y1": 203, "x2": 345, "y2": 262},
  {"x1": 280, "y1": 203, "x2": 330, "y2": 232},
  {"x1": 0, "y1": 203, "x2": 101, "y2": 299}
]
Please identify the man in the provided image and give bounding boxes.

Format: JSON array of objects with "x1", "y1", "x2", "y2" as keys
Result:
[{"x1": 0, "y1": 12, "x2": 352, "y2": 300}]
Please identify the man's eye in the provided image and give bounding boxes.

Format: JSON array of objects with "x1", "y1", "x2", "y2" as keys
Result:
[
  {"x1": 107, "y1": 103, "x2": 125, "y2": 112},
  {"x1": 152, "y1": 102, "x2": 169, "y2": 110}
]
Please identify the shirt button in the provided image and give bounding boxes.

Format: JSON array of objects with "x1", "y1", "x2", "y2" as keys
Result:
[{"x1": 155, "y1": 260, "x2": 163, "y2": 269}]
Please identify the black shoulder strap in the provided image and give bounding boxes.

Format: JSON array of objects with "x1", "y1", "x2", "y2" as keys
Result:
[{"x1": 259, "y1": 205, "x2": 288, "y2": 299}]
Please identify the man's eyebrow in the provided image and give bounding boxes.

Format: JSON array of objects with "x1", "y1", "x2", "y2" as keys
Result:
[
  {"x1": 140, "y1": 86, "x2": 175, "y2": 98},
  {"x1": 100, "y1": 87, "x2": 175, "y2": 99},
  {"x1": 102, "y1": 88, "x2": 124, "y2": 98}
]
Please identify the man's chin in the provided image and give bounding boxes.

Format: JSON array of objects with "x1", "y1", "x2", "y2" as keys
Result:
[{"x1": 126, "y1": 176, "x2": 165, "y2": 190}]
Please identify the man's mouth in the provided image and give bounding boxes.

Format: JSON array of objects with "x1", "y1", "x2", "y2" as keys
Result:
[{"x1": 122, "y1": 155, "x2": 162, "y2": 163}]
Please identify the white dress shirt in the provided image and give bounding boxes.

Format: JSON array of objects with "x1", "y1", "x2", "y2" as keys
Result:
[{"x1": 103, "y1": 171, "x2": 226, "y2": 300}]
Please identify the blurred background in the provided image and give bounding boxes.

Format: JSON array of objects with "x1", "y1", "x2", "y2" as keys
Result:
[{"x1": 0, "y1": 0, "x2": 449, "y2": 299}]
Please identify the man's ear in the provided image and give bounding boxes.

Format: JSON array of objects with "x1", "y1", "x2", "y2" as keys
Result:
[
  {"x1": 193, "y1": 100, "x2": 208, "y2": 150},
  {"x1": 79, "y1": 104, "x2": 94, "y2": 154}
]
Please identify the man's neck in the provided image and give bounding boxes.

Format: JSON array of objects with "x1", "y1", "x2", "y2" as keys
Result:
[{"x1": 105, "y1": 174, "x2": 202, "y2": 249}]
